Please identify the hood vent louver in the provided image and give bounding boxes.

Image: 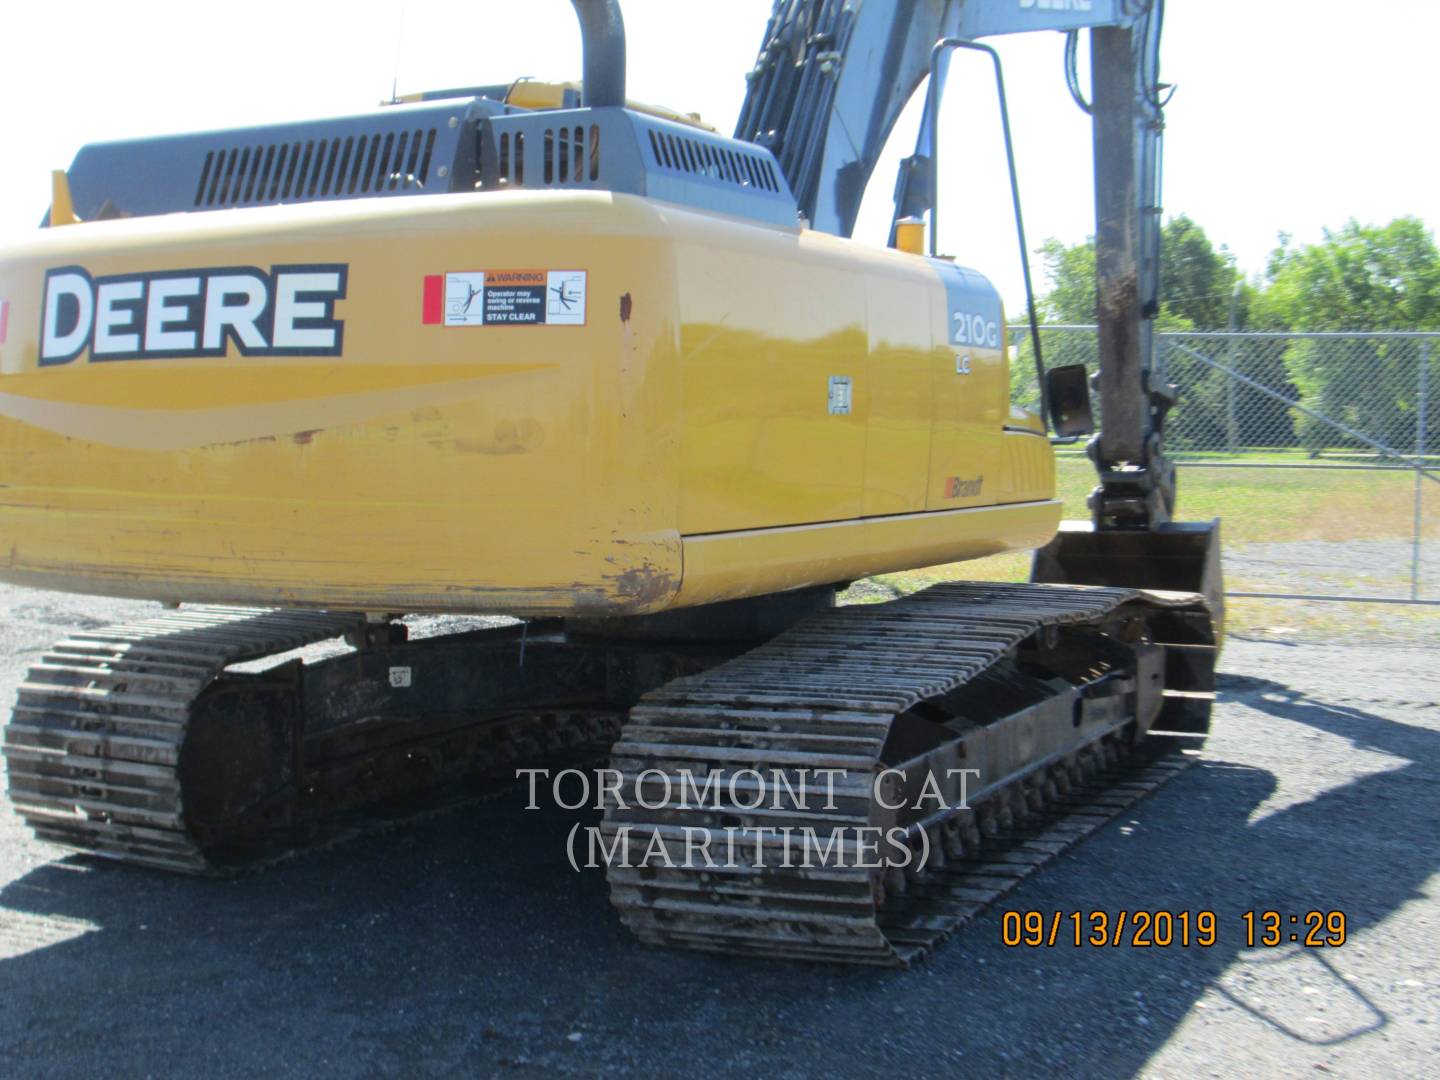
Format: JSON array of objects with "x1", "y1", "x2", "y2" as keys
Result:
[
  {"x1": 480, "y1": 108, "x2": 798, "y2": 228},
  {"x1": 194, "y1": 128, "x2": 440, "y2": 207},
  {"x1": 56, "y1": 99, "x2": 482, "y2": 222},
  {"x1": 645, "y1": 129, "x2": 779, "y2": 193}
]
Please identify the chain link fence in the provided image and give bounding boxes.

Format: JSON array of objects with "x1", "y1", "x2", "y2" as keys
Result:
[{"x1": 1009, "y1": 327, "x2": 1439, "y2": 608}]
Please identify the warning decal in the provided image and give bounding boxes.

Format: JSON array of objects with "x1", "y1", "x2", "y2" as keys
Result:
[
  {"x1": 423, "y1": 270, "x2": 587, "y2": 327},
  {"x1": 545, "y1": 271, "x2": 586, "y2": 324}
]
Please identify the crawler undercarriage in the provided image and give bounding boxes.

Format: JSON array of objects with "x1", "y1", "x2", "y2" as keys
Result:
[{"x1": 3, "y1": 580, "x2": 1214, "y2": 965}]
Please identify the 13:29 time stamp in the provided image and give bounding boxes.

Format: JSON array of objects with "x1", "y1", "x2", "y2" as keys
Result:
[{"x1": 1242, "y1": 910, "x2": 1347, "y2": 947}]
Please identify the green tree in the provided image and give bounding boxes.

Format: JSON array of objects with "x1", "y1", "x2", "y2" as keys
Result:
[
  {"x1": 1253, "y1": 217, "x2": 1440, "y2": 331},
  {"x1": 1026, "y1": 216, "x2": 1292, "y2": 450},
  {"x1": 1253, "y1": 218, "x2": 1440, "y2": 454},
  {"x1": 1036, "y1": 215, "x2": 1246, "y2": 329},
  {"x1": 1036, "y1": 236, "x2": 1096, "y2": 324}
]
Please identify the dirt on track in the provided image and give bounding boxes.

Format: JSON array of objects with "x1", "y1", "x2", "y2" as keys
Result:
[{"x1": 0, "y1": 584, "x2": 1436, "y2": 1078}]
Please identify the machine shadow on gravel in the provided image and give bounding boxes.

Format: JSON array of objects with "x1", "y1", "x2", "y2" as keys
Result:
[{"x1": 0, "y1": 676, "x2": 1430, "y2": 1075}]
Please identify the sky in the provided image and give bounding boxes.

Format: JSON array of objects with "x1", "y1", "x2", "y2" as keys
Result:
[{"x1": 1, "y1": 0, "x2": 1437, "y2": 313}]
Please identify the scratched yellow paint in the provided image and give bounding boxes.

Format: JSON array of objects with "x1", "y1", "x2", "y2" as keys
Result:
[{"x1": 0, "y1": 189, "x2": 1057, "y2": 615}]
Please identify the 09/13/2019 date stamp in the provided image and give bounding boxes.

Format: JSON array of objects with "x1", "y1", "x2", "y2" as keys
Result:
[{"x1": 1000, "y1": 910, "x2": 1348, "y2": 949}]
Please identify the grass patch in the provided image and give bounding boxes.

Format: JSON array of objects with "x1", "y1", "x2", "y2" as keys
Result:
[
  {"x1": 1051, "y1": 458, "x2": 1437, "y2": 544},
  {"x1": 842, "y1": 453, "x2": 1437, "y2": 644}
]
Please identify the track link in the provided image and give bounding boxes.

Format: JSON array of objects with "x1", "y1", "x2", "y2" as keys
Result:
[
  {"x1": 602, "y1": 582, "x2": 1215, "y2": 966},
  {"x1": 3, "y1": 607, "x2": 617, "y2": 873},
  {"x1": 5, "y1": 607, "x2": 363, "y2": 872}
]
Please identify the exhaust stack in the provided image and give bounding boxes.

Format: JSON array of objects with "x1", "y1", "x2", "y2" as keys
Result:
[{"x1": 570, "y1": 0, "x2": 627, "y2": 108}]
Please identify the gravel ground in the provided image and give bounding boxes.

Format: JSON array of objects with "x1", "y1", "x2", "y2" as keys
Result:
[
  {"x1": 1226, "y1": 539, "x2": 1438, "y2": 599},
  {"x1": 0, "y1": 585, "x2": 1437, "y2": 1078}
]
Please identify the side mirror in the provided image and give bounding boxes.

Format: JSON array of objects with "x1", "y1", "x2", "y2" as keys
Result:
[{"x1": 1046, "y1": 364, "x2": 1095, "y2": 438}]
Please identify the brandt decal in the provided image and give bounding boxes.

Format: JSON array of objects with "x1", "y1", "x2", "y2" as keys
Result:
[{"x1": 946, "y1": 475, "x2": 985, "y2": 499}]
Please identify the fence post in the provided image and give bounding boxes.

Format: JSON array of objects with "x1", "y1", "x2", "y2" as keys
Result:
[
  {"x1": 1415, "y1": 340, "x2": 1430, "y2": 601},
  {"x1": 1225, "y1": 282, "x2": 1241, "y2": 452}
]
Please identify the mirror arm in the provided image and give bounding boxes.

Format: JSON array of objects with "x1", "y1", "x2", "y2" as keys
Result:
[{"x1": 928, "y1": 38, "x2": 1049, "y2": 433}]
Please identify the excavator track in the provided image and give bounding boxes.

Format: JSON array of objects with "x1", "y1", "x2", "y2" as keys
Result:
[
  {"x1": 603, "y1": 581, "x2": 1215, "y2": 966},
  {"x1": 3, "y1": 606, "x2": 618, "y2": 874}
]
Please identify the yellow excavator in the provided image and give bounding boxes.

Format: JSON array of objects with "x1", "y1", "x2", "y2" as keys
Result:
[{"x1": 0, "y1": 0, "x2": 1220, "y2": 964}]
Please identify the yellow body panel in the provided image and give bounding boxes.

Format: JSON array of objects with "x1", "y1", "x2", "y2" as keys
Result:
[
  {"x1": 0, "y1": 191, "x2": 1057, "y2": 615},
  {"x1": 675, "y1": 497, "x2": 1059, "y2": 608}
]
